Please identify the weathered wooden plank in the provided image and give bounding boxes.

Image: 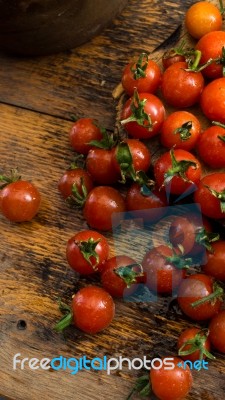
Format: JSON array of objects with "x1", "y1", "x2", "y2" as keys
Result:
[{"x1": 1, "y1": 0, "x2": 225, "y2": 399}]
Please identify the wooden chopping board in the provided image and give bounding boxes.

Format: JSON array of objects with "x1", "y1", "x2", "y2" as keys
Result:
[{"x1": 0, "y1": 1, "x2": 224, "y2": 399}]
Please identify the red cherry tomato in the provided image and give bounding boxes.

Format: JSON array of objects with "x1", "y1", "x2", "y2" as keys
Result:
[
  {"x1": 72, "y1": 286, "x2": 115, "y2": 334},
  {"x1": 169, "y1": 216, "x2": 196, "y2": 255},
  {"x1": 161, "y1": 61, "x2": 204, "y2": 108},
  {"x1": 160, "y1": 111, "x2": 201, "y2": 151},
  {"x1": 0, "y1": 180, "x2": 41, "y2": 222},
  {"x1": 150, "y1": 356, "x2": 193, "y2": 400},
  {"x1": 86, "y1": 148, "x2": 120, "y2": 185},
  {"x1": 101, "y1": 255, "x2": 143, "y2": 298},
  {"x1": 185, "y1": 2, "x2": 222, "y2": 39},
  {"x1": 66, "y1": 230, "x2": 110, "y2": 275},
  {"x1": 202, "y1": 241, "x2": 225, "y2": 282},
  {"x1": 197, "y1": 124, "x2": 225, "y2": 169},
  {"x1": 121, "y1": 91, "x2": 165, "y2": 139},
  {"x1": 177, "y1": 273, "x2": 223, "y2": 321},
  {"x1": 125, "y1": 183, "x2": 167, "y2": 223},
  {"x1": 83, "y1": 186, "x2": 126, "y2": 231},
  {"x1": 162, "y1": 53, "x2": 185, "y2": 70},
  {"x1": 194, "y1": 173, "x2": 225, "y2": 219},
  {"x1": 177, "y1": 327, "x2": 212, "y2": 362},
  {"x1": 122, "y1": 52, "x2": 162, "y2": 96},
  {"x1": 69, "y1": 118, "x2": 103, "y2": 154},
  {"x1": 58, "y1": 168, "x2": 94, "y2": 200},
  {"x1": 209, "y1": 310, "x2": 225, "y2": 353},
  {"x1": 142, "y1": 245, "x2": 187, "y2": 294},
  {"x1": 154, "y1": 149, "x2": 202, "y2": 195},
  {"x1": 196, "y1": 31, "x2": 225, "y2": 79},
  {"x1": 112, "y1": 139, "x2": 151, "y2": 181},
  {"x1": 200, "y1": 78, "x2": 225, "y2": 123}
]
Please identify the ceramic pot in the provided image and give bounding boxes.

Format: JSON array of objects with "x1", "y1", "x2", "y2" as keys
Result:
[{"x1": 0, "y1": 0, "x2": 128, "y2": 55}]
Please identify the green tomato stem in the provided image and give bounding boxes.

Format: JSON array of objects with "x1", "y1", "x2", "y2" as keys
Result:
[
  {"x1": 178, "y1": 330, "x2": 215, "y2": 361},
  {"x1": 114, "y1": 263, "x2": 144, "y2": 287},
  {"x1": 191, "y1": 283, "x2": 223, "y2": 308}
]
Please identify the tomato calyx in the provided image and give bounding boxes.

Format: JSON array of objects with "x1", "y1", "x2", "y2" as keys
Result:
[
  {"x1": 88, "y1": 127, "x2": 117, "y2": 150},
  {"x1": 114, "y1": 263, "x2": 144, "y2": 287},
  {"x1": 191, "y1": 282, "x2": 224, "y2": 308},
  {"x1": 0, "y1": 169, "x2": 21, "y2": 190},
  {"x1": 174, "y1": 121, "x2": 192, "y2": 141},
  {"x1": 195, "y1": 227, "x2": 220, "y2": 252},
  {"x1": 204, "y1": 185, "x2": 225, "y2": 214},
  {"x1": 116, "y1": 142, "x2": 152, "y2": 185},
  {"x1": 54, "y1": 300, "x2": 73, "y2": 332},
  {"x1": 211, "y1": 121, "x2": 225, "y2": 143},
  {"x1": 76, "y1": 237, "x2": 101, "y2": 268},
  {"x1": 130, "y1": 52, "x2": 149, "y2": 80},
  {"x1": 186, "y1": 50, "x2": 219, "y2": 73},
  {"x1": 120, "y1": 90, "x2": 153, "y2": 130},
  {"x1": 116, "y1": 142, "x2": 136, "y2": 182},
  {"x1": 178, "y1": 329, "x2": 215, "y2": 362},
  {"x1": 66, "y1": 177, "x2": 88, "y2": 207},
  {"x1": 164, "y1": 149, "x2": 197, "y2": 186},
  {"x1": 162, "y1": 40, "x2": 194, "y2": 63},
  {"x1": 215, "y1": 46, "x2": 225, "y2": 76},
  {"x1": 126, "y1": 375, "x2": 150, "y2": 400},
  {"x1": 166, "y1": 254, "x2": 193, "y2": 269}
]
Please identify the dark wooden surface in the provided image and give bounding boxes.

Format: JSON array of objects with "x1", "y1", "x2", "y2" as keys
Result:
[{"x1": 1, "y1": 1, "x2": 225, "y2": 399}]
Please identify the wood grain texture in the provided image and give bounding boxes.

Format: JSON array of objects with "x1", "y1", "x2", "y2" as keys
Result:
[{"x1": 0, "y1": 0, "x2": 225, "y2": 400}]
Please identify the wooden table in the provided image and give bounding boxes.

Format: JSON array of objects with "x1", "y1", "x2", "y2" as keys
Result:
[{"x1": 1, "y1": 1, "x2": 225, "y2": 399}]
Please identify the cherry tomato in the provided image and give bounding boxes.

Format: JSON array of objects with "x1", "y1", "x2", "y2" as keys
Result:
[
  {"x1": 121, "y1": 91, "x2": 165, "y2": 139},
  {"x1": 0, "y1": 180, "x2": 41, "y2": 222},
  {"x1": 58, "y1": 167, "x2": 94, "y2": 200},
  {"x1": 57, "y1": 286, "x2": 115, "y2": 334},
  {"x1": 112, "y1": 139, "x2": 151, "y2": 181},
  {"x1": 69, "y1": 118, "x2": 103, "y2": 154},
  {"x1": 161, "y1": 61, "x2": 204, "y2": 108},
  {"x1": 154, "y1": 149, "x2": 202, "y2": 195},
  {"x1": 194, "y1": 173, "x2": 225, "y2": 219},
  {"x1": 121, "y1": 52, "x2": 162, "y2": 96},
  {"x1": 142, "y1": 245, "x2": 187, "y2": 294},
  {"x1": 150, "y1": 356, "x2": 193, "y2": 400},
  {"x1": 83, "y1": 186, "x2": 126, "y2": 231},
  {"x1": 209, "y1": 310, "x2": 225, "y2": 353},
  {"x1": 200, "y1": 78, "x2": 225, "y2": 123},
  {"x1": 101, "y1": 255, "x2": 143, "y2": 297},
  {"x1": 169, "y1": 216, "x2": 196, "y2": 255},
  {"x1": 162, "y1": 53, "x2": 185, "y2": 70},
  {"x1": 202, "y1": 241, "x2": 225, "y2": 282},
  {"x1": 66, "y1": 230, "x2": 110, "y2": 275},
  {"x1": 86, "y1": 148, "x2": 120, "y2": 185},
  {"x1": 160, "y1": 111, "x2": 201, "y2": 151},
  {"x1": 197, "y1": 124, "x2": 225, "y2": 169},
  {"x1": 177, "y1": 273, "x2": 223, "y2": 321},
  {"x1": 196, "y1": 31, "x2": 225, "y2": 79},
  {"x1": 185, "y1": 2, "x2": 222, "y2": 39},
  {"x1": 73, "y1": 286, "x2": 115, "y2": 334},
  {"x1": 125, "y1": 183, "x2": 167, "y2": 223},
  {"x1": 177, "y1": 327, "x2": 212, "y2": 362}
]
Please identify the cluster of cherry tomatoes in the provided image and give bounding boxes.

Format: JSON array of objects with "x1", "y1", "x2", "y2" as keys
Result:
[
  {"x1": 55, "y1": 1, "x2": 225, "y2": 399},
  {"x1": 53, "y1": 2, "x2": 225, "y2": 398}
]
